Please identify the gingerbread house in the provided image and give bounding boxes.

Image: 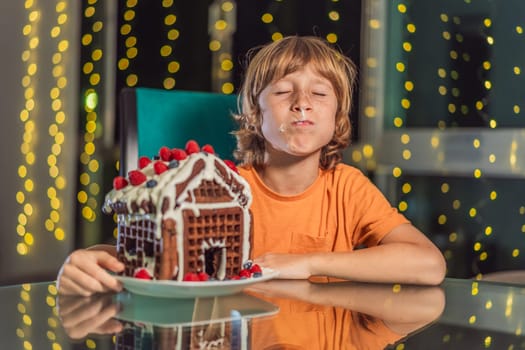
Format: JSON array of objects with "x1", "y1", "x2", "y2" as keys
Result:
[{"x1": 105, "y1": 149, "x2": 252, "y2": 281}]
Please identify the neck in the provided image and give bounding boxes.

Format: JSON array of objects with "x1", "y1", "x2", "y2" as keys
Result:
[{"x1": 257, "y1": 152, "x2": 321, "y2": 195}]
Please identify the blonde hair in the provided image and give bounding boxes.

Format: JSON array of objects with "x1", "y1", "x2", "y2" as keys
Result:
[{"x1": 233, "y1": 35, "x2": 357, "y2": 170}]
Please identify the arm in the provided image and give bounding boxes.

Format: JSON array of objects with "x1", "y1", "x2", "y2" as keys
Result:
[
  {"x1": 255, "y1": 223, "x2": 446, "y2": 285},
  {"x1": 56, "y1": 244, "x2": 124, "y2": 296}
]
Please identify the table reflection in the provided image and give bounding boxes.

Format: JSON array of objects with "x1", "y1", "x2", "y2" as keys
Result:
[{"x1": 56, "y1": 280, "x2": 444, "y2": 349}]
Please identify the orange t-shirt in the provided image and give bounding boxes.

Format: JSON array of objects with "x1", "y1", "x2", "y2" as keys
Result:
[{"x1": 239, "y1": 164, "x2": 410, "y2": 258}]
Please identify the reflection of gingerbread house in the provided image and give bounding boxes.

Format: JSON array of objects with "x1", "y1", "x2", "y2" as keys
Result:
[
  {"x1": 114, "y1": 293, "x2": 277, "y2": 350},
  {"x1": 105, "y1": 151, "x2": 252, "y2": 281}
]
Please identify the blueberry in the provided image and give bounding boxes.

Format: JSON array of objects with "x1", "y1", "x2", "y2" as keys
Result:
[
  {"x1": 146, "y1": 179, "x2": 158, "y2": 188},
  {"x1": 168, "y1": 160, "x2": 179, "y2": 168},
  {"x1": 253, "y1": 272, "x2": 262, "y2": 278},
  {"x1": 243, "y1": 260, "x2": 253, "y2": 270},
  {"x1": 153, "y1": 155, "x2": 160, "y2": 160}
]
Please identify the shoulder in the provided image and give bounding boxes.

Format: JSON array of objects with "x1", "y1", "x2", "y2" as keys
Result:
[{"x1": 323, "y1": 163, "x2": 372, "y2": 188}]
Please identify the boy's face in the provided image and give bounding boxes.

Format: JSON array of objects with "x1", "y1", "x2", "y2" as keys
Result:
[{"x1": 258, "y1": 64, "x2": 337, "y2": 160}]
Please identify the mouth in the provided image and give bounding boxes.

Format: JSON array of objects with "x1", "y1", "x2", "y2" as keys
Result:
[{"x1": 291, "y1": 120, "x2": 314, "y2": 127}]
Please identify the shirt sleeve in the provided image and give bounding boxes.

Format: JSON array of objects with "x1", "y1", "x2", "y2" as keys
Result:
[{"x1": 336, "y1": 166, "x2": 410, "y2": 248}]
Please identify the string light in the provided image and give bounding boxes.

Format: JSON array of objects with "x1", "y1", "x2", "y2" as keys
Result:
[
  {"x1": 208, "y1": 1, "x2": 236, "y2": 93},
  {"x1": 16, "y1": 0, "x2": 42, "y2": 256}
]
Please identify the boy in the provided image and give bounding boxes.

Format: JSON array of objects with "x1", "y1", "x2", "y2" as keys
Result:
[{"x1": 57, "y1": 36, "x2": 445, "y2": 296}]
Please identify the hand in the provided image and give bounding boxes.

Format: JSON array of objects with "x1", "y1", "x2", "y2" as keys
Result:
[
  {"x1": 56, "y1": 248, "x2": 124, "y2": 296},
  {"x1": 57, "y1": 293, "x2": 123, "y2": 339},
  {"x1": 254, "y1": 252, "x2": 313, "y2": 279}
]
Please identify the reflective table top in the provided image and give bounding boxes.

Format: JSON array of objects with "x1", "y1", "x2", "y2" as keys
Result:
[{"x1": 1, "y1": 278, "x2": 524, "y2": 349}]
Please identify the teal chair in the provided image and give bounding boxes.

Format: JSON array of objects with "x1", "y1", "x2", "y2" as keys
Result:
[{"x1": 119, "y1": 88, "x2": 239, "y2": 175}]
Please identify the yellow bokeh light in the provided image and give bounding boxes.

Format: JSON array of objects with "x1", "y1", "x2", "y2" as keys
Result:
[
  {"x1": 261, "y1": 13, "x2": 273, "y2": 24},
  {"x1": 396, "y1": 62, "x2": 405, "y2": 72},
  {"x1": 55, "y1": 228, "x2": 65, "y2": 241},
  {"x1": 126, "y1": 74, "x2": 138, "y2": 87},
  {"x1": 215, "y1": 20, "x2": 227, "y2": 31},
  {"x1": 328, "y1": 11, "x2": 340, "y2": 21},
  {"x1": 369, "y1": 19, "x2": 381, "y2": 29},
  {"x1": 364, "y1": 106, "x2": 376, "y2": 118},
  {"x1": 222, "y1": 82, "x2": 234, "y2": 94},
  {"x1": 272, "y1": 32, "x2": 283, "y2": 41},
  {"x1": 326, "y1": 33, "x2": 337, "y2": 43},
  {"x1": 168, "y1": 29, "x2": 180, "y2": 40},
  {"x1": 160, "y1": 45, "x2": 172, "y2": 57},
  {"x1": 164, "y1": 14, "x2": 177, "y2": 25},
  {"x1": 168, "y1": 61, "x2": 180, "y2": 73},
  {"x1": 392, "y1": 167, "x2": 402, "y2": 178},
  {"x1": 17, "y1": 243, "x2": 29, "y2": 255},
  {"x1": 209, "y1": 40, "x2": 221, "y2": 51},
  {"x1": 162, "y1": 77, "x2": 176, "y2": 90}
]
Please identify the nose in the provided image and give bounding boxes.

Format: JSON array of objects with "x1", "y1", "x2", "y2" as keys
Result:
[{"x1": 291, "y1": 92, "x2": 312, "y2": 112}]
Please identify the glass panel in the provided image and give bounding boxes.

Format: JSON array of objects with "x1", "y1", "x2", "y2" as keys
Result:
[
  {"x1": 391, "y1": 174, "x2": 525, "y2": 278},
  {"x1": 384, "y1": 0, "x2": 525, "y2": 129}
]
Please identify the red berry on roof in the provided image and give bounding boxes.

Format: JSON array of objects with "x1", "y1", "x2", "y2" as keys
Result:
[
  {"x1": 138, "y1": 156, "x2": 152, "y2": 169},
  {"x1": 202, "y1": 144, "x2": 215, "y2": 154},
  {"x1": 171, "y1": 148, "x2": 187, "y2": 161},
  {"x1": 113, "y1": 176, "x2": 128, "y2": 190},
  {"x1": 159, "y1": 146, "x2": 172, "y2": 161},
  {"x1": 128, "y1": 170, "x2": 147, "y2": 186},
  {"x1": 134, "y1": 268, "x2": 152, "y2": 280},
  {"x1": 223, "y1": 160, "x2": 239, "y2": 174},
  {"x1": 185, "y1": 140, "x2": 200, "y2": 155},
  {"x1": 153, "y1": 161, "x2": 169, "y2": 175}
]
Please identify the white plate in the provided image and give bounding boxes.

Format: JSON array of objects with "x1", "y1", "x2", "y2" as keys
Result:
[{"x1": 115, "y1": 268, "x2": 279, "y2": 298}]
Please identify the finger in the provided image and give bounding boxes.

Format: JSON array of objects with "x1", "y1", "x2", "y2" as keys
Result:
[
  {"x1": 59, "y1": 265, "x2": 106, "y2": 296},
  {"x1": 66, "y1": 258, "x2": 122, "y2": 294}
]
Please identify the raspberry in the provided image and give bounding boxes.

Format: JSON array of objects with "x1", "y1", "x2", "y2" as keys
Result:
[
  {"x1": 183, "y1": 272, "x2": 200, "y2": 281},
  {"x1": 197, "y1": 271, "x2": 209, "y2": 281},
  {"x1": 249, "y1": 264, "x2": 262, "y2": 274},
  {"x1": 128, "y1": 170, "x2": 147, "y2": 186},
  {"x1": 201, "y1": 144, "x2": 215, "y2": 154},
  {"x1": 171, "y1": 148, "x2": 187, "y2": 161},
  {"x1": 113, "y1": 176, "x2": 128, "y2": 190},
  {"x1": 239, "y1": 269, "x2": 251, "y2": 279},
  {"x1": 134, "y1": 268, "x2": 152, "y2": 280},
  {"x1": 159, "y1": 146, "x2": 172, "y2": 161},
  {"x1": 185, "y1": 140, "x2": 200, "y2": 155},
  {"x1": 153, "y1": 161, "x2": 169, "y2": 175},
  {"x1": 223, "y1": 160, "x2": 239, "y2": 174},
  {"x1": 138, "y1": 156, "x2": 151, "y2": 169},
  {"x1": 230, "y1": 275, "x2": 241, "y2": 280}
]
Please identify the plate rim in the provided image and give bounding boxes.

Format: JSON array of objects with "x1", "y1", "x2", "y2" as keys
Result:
[{"x1": 115, "y1": 268, "x2": 279, "y2": 297}]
